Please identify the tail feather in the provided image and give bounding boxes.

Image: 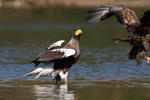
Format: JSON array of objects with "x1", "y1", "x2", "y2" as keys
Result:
[
  {"x1": 34, "y1": 68, "x2": 54, "y2": 79},
  {"x1": 24, "y1": 68, "x2": 43, "y2": 76},
  {"x1": 25, "y1": 67, "x2": 54, "y2": 79}
]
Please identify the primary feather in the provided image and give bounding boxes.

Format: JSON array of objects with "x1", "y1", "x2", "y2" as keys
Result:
[
  {"x1": 48, "y1": 40, "x2": 65, "y2": 49},
  {"x1": 88, "y1": 5, "x2": 140, "y2": 33}
]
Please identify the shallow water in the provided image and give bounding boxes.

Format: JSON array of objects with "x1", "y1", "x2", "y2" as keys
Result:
[{"x1": 0, "y1": 7, "x2": 150, "y2": 100}]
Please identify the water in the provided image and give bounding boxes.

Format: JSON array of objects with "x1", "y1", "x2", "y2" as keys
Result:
[{"x1": 0, "y1": 7, "x2": 150, "y2": 100}]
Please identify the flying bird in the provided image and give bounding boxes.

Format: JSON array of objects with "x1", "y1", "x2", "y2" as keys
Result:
[
  {"x1": 87, "y1": 5, "x2": 150, "y2": 65},
  {"x1": 25, "y1": 29, "x2": 83, "y2": 85}
]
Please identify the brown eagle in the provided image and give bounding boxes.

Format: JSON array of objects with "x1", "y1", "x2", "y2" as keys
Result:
[
  {"x1": 88, "y1": 5, "x2": 150, "y2": 65},
  {"x1": 25, "y1": 29, "x2": 83, "y2": 85}
]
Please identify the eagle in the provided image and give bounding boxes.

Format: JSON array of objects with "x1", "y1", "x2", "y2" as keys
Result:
[
  {"x1": 25, "y1": 29, "x2": 83, "y2": 85},
  {"x1": 87, "y1": 5, "x2": 150, "y2": 65}
]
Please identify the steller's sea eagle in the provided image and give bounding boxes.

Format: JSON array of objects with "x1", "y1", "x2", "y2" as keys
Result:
[
  {"x1": 25, "y1": 29, "x2": 83, "y2": 85},
  {"x1": 87, "y1": 5, "x2": 150, "y2": 65}
]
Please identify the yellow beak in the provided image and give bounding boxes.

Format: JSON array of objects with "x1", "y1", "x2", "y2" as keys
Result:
[{"x1": 75, "y1": 29, "x2": 83, "y2": 36}]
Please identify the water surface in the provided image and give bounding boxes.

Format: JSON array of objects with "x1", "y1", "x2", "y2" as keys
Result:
[{"x1": 0, "y1": 7, "x2": 150, "y2": 100}]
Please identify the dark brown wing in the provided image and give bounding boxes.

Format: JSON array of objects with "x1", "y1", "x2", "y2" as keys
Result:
[
  {"x1": 31, "y1": 40, "x2": 65, "y2": 66},
  {"x1": 31, "y1": 48, "x2": 75, "y2": 66},
  {"x1": 88, "y1": 5, "x2": 140, "y2": 33},
  {"x1": 35, "y1": 49, "x2": 65, "y2": 61},
  {"x1": 31, "y1": 49, "x2": 64, "y2": 66},
  {"x1": 140, "y1": 11, "x2": 150, "y2": 25},
  {"x1": 135, "y1": 11, "x2": 150, "y2": 35}
]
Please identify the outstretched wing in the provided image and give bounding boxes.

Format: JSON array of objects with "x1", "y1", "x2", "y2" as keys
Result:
[
  {"x1": 140, "y1": 10, "x2": 150, "y2": 25},
  {"x1": 136, "y1": 11, "x2": 150, "y2": 35},
  {"x1": 88, "y1": 5, "x2": 140, "y2": 33},
  {"x1": 31, "y1": 48, "x2": 75, "y2": 66}
]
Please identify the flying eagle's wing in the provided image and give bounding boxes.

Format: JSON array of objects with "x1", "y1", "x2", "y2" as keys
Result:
[
  {"x1": 87, "y1": 5, "x2": 140, "y2": 33},
  {"x1": 140, "y1": 11, "x2": 150, "y2": 25},
  {"x1": 135, "y1": 11, "x2": 150, "y2": 35},
  {"x1": 31, "y1": 47, "x2": 75, "y2": 66}
]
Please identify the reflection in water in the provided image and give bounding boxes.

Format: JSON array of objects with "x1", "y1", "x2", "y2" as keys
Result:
[{"x1": 32, "y1": 84, "x2": 75, "y2": 100}]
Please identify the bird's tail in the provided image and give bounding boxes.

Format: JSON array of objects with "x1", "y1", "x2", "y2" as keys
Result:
[{"x1": 24, "y1": 67, "x2": 54, "y2": 80}]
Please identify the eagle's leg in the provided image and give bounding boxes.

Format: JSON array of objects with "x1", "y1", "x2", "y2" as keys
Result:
[
  {"x1": 64, "y1": 71, "x2": 68, "y2": 85},
  {"x1": 63, "y1": 72, "x2": 68, "y2": 85},
  {"x1": 139, "y1": 50, "x2": 150, "y2": 64},
  {"x1": 136, "y1": 59, "x2": 141, "y2": 65},
  {"x1": 56, "y1": 75, "x2": 61, "y2": 86},
  {"x1": 59, "y1": 71, "x2": 68, "y2": 85},
  {"x1": 64, "y1": 79, "x2": 68, "y2": 85},
  {"x1": 143, "y1": 40, "x2": 150, "y2": 64}
]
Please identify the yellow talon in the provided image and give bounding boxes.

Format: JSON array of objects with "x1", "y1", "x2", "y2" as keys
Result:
[
  {"x1": 147, "y1": 60, "x2": 150, "y2": 64},
  {"x1": 146, "y1": 57, "x2": 150, "y2": 64}
]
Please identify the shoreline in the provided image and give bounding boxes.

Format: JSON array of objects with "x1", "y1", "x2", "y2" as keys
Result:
[{"x1": 0, "y1": 0, "x2": 150, "y2": 9}]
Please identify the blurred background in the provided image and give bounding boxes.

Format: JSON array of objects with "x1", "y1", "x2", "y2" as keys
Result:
[
  {"x1": 0, "y1": 0, "x2": 150, "y2": 100},
  {"x1": 0, "y1": 0, "x2": 150, "y2": 8}
]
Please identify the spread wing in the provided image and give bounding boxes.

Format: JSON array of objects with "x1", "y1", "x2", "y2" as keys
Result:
[
  {"x1": 87, "y1": 5, "x2": 140, "y2": 33},
  {"x1": 31, "y1": 48, "x2": 75, "y2": 66},
  {"x1": 136, "y1": 11, "x2": 150, "y2": 35},
  {"x1": 140, "y1": 10, "x2": 150, "y2": 25}
]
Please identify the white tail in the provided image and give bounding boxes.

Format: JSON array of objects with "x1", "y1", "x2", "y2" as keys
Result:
[{"x1": 25, "y1": 67, "x2": 54, "y2": 80}]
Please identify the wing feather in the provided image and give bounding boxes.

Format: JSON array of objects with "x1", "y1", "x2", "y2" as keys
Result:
[
  {"x1": 140, "y1": 10, "x2": 150, "y2": 24},
  {"x1": 52, "y1": 48, "x2": 75, "y2": 57},
  {"x1": 88, "y1": 5, "x2": 140, "y2": 33},
  {"x1": 136, "y1": 11, "x2": 150, "y2": 35},
  {"x1": 48, "y1": 40, "x2": 65, "y2": 50},
  {"x1": 31, "y1": 40, "x2": 65, "y2": 66},
  {"x1": 31, "y1": 48, "x2": 75, "y2": 66}
]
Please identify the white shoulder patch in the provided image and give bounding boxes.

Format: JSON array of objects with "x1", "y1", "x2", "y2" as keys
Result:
[
  {"x1": 48, "y1": 40, "x2": 65, "y2": 49},
  {"x1": 52, "y1": 48, "x2": 75, "y2": 57}
]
